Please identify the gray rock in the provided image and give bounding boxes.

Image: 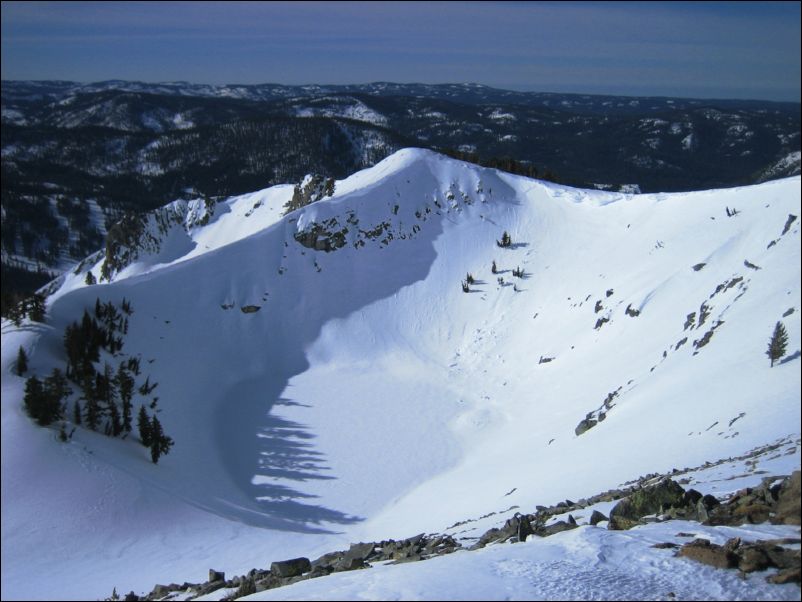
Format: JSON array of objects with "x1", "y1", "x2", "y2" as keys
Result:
[
  {"x1": 677, "y1": 538, "x2": 738, "y2": 569},
  {"x1": 270, "y1": 557, "x2": 311, "y2": 578},
  {"x1": 682, "y1": 489, "x2": 703, "y2": 507},
  {"x1": 311, "y1": 551, "x2": 344, "y2": 570},
  {"x1": 344, "y1": 542, "x2": 376, "y2": 562},
  {"x1": 209, "y1": 569, "x2": 225, "y2": 582},
  {"x1": 503, "y1": 513, "x2": 534, "y2": 543},
  {"x1": 334, "y1": 556, "x2": 367, "y2": 572},
  {"x1": 609, "y1": 477, "x2": 686, "y2": 530},
  {"x1": 774, "y1": 471, "x2": 801, "y2": 525},
  {"x1": 540, "y1": 520, "x2": 578, "y2": 536},
  {"x1": 589, "y1": 510, "x2": 608, "y2": 526},
  {"x1": 575, "y1": 418, "x2": 597, "y2": 436},
  {"x1": 150, "y1": 584, "x2": 170, "y2": 598}
]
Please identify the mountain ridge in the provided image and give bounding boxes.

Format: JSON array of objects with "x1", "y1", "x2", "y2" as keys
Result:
[
  {"x1": 2, "y1": 149, "x2": 800, "y2": 599},
  {"x1": 3, "y1": 80, "x2": 798, "y2": 306}
]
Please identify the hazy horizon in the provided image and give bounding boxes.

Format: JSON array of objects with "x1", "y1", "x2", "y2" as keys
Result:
[{"x1": 2, "y1": 1, "x2": 800, "y2": 103}]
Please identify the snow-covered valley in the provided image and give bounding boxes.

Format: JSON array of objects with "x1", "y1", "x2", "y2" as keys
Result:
[{"x1": 1, "y1": 148, "x2": 800, "y2": 600}]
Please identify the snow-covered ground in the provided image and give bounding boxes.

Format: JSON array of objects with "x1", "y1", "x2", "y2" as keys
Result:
[
  {"x1": 2, "y1": 149, "x2": 800, "y2": 600},
  {"x1": 243, "y1": 521, "x2": 800, "y2": 602}
]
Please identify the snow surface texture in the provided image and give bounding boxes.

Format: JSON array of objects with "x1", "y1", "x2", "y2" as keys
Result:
[
  {"x1": 240, "y1": 522, "x2": 801, "y2": 602},
  {"x1": 1, "y1": 148, "x2": 800, "y2": 600}
]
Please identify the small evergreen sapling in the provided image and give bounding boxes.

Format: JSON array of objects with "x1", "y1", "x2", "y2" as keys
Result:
[{"x1": 767, "y1": 321, "x2": 788, "y2": 367}]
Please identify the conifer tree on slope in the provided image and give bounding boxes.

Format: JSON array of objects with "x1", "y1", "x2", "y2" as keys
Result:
[
  {"x1": 15, "y1": 346, "x2": 28, "y2": 376},
  {"x1": 767, "y1": 321, "x2": 789, "y2": 367},
  {"x1": 137, "y1": 405, "x2": 152, "y2": 447},
  {"x1": 149, "y1": 415, "x2": 174, "y2": 464}
]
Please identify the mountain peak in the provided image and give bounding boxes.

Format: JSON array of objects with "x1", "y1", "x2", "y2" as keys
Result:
[{"x1": 2, "y1": 147, "x2": 800, "y2": 600}]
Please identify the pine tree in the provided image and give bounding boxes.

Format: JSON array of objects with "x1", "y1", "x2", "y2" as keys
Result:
[
  {"x1": 26, "y1": 293, "x2": 46, "y2": 323},
  {"x1": 23, "y1": 376, "x2": 45, "y2": 424},
  {"x1": 116, "y1": 365, "x2": 134, "y2": 433},
  {"x1": 491, "y1": 260, "x2": 497, "y2": 274},
  {"x1": 73, "y1": 400, "x2": 82, "y2": 426},
  {"x1": 15, "y1": 346, "x2": 28, "y2": 376},
  {"x1": 138, "y1": 405, "x2": 152, "y2": 446},
  {"x1": 44, "y1": 368, "x2": 71, "y2": 416},
  {"x1": 108, "y1": 401, "x2": 123, "y2": 437},
  {"x1": 8, "y1": 301, "x2": 23, "y2": 327},
  {"x1": 138, "y1": 376, "x2": 158, "y2": 396},
  {"x1": 84, "y1": 271, "x2": 96, "y2": 286},
  {"x1": 767, "y1": 321, "x2": 789, "y2": 367},
  {"x1": 83, "y1": 377, "x2": 101, "y2": 431},
  {"x1": 149, "y1": 416, "x2": 173, "y2": 464},
  {"x1": 24, "y1": 370, "x2": 69, "y2": 426}
]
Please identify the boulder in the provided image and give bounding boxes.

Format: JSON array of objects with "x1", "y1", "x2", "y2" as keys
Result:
[
  {"x1": 422, "y1": 534, "x2": 460, "y2": 556},
  {"x1": 344, "y1": 542, "x2": 376, "y2": 562},
  {"x1": 311, "y1": 551, "x2": 344, "y2": 571},
  {"x1": 503, "y1": 513, "x2": 534, "y2": 543},
  {"x1": 208, "y1": 569, "x2": 224, "y2": 582},
  {"x1": 682, "y1": 489, "x2": 703, "y2": 507},
  {"x1": 608, "y1": 478, "x2": 685, "y2": 530},
  {"x1": 764, "y1": 544, "x2": 801, "y2": 570},
  {"x1": 773, "y1": 471, "x2": 801, "y2": 525},
  {"x1": 589, "y1": 510, "x2": 608, "y2": 526},
  {"x1": 737, "y1": 546, "x2": 772, "y2": 573},
  {"x1": 677, "y1": 539, "x2": 738, "y2": 569},
  {"x1": 149, "y1": 584, "x2": 171, "y2": 598},
  {"x1": 270, "y1": 557, "x2": 311, "y2": 578},
  {"x1": 732, "y1": 503, "x2": 772, "y2": 524},
  {"x1": 540, "y1": 520, "x2": 578, "y2": 537},
  {"x1": 335, "y1": 556, "x2": 367, "y2": 572},
  {"x1": 768, "y1": 567, "x2": 801, "y2": 585}
]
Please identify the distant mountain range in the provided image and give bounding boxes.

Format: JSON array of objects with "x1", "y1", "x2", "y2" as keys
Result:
[{"x1": 1, "y1": 81, "x2": 799, "y2": 304}]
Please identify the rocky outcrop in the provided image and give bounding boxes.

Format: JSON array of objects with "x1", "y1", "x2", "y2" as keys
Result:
[
  {"x1": 293, "y1": 216, "x2": 349, "y2": 252},
  {"x1": 677, "y1": 537, "x2": 801, "y2": 584},
  {"x1": 705, "y1": 471, "x2": 801, "y2": 526},
  {"x1": 137, "y1": 533, "x2": 461, "y2": 600},
  {"x1": 575, "y1": 418, "x2": 597, "y2": 436},
  {"x1": 283, "y1": 174, "x2": 335, "y2": 215},
  {"x1": 100, "y1": 198, "x2": 216, "y2": 281},
  {"x1": 608, "y1": 477, "x2": 686, "y2": 530},
  {"x1": 136, "y1": 470, "x2": 801, "y2": 600},
  {"x1": 270, "y1": 557, "x2": 311, "y2": 578}
]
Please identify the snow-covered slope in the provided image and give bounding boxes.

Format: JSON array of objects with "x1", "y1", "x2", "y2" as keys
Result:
[{"x1": 2, "y1": 149, "x2": 800, "y2": 600}]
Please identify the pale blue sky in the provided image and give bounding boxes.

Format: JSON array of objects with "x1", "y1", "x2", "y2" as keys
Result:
[{"x1": 2, "y1": 1, "x2": 800, "y2": 101}]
